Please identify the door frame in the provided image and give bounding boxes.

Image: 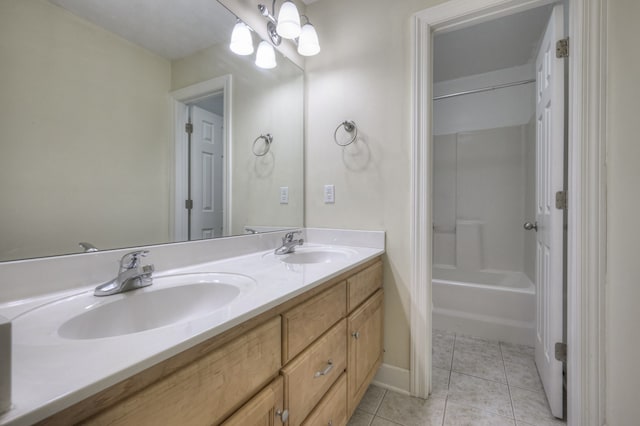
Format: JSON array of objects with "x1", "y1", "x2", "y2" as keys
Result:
[
  {"x1": 170, "y1": 75, "x2": 233, "y2": 241},
  {"x1": 410, "y1": 0, "x2": 607, "y2": 425}
]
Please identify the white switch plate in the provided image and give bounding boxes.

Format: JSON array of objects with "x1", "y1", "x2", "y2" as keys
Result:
[
  {"x1": 324, "y1": 185, "x2": 335, "y2": 204},
  {"x1": 279, "y1": 187, "x2": 289, "y2": 204}
]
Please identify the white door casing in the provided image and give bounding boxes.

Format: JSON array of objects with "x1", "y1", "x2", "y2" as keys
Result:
[
  {"x1": 190, "y1": 106, "x2": 224, "y2": 240},
  {"x1": 534, "y1": 5, "x2": 565, "y2": 419}
]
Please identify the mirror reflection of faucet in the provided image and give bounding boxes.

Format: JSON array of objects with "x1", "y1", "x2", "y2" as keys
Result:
[
  {"x1": 79, "y1": 242, "x2": 99, "y2": 253},
  {"x1": 274, "y1": 231, "x2": 304, "y2": 255},
  {"x1": 94, "y1": 250, "x2": 154, "y2": 296}
]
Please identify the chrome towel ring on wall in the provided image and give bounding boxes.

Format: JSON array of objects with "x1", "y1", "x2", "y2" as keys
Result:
[
  {"x1": 333, "y1": 120, "x2": 358, "y2": 146},
  {"x1": 252, "y1": 133, "x2": 273, "y2": 156}
]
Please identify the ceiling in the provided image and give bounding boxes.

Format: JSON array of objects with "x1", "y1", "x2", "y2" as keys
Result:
[
  {"x1": 434, "y1": 5, "x2": 553, "y2": 82},
  {"x1": 49, "y1": 0, "x2": 236, "y2": 60}
]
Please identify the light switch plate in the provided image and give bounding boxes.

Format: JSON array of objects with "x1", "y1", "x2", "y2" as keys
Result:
[
  {"x1": 280, "y1": 187, "x2": 289, "y2": 204},
  {"x1": 324, "y1": 185, "x2": 335, "y2": 204}
]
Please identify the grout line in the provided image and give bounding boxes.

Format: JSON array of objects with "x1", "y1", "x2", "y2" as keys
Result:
[
  {"x1": 501, "y1": 342, "x2": 518, "y2": 421},
  {"x1": 373, "y1": 388, "x2": 387, "y2": 416}
]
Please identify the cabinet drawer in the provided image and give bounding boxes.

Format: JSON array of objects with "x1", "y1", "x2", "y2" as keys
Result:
[
  {"x1": 222, "y1": 376, "x2": 284, "y2": 426},
  {"x1": 347, "y1": 261, "x2": 382, "y2": 312},
  {"x1": 301, "y1": 373, "x2": 347, "y2": 426},
  {"x1": 282, "y1": 281, "x2": 346, "y2": 363},
  {"x1": 85, "y1": 316, "x2": 282, "y2": 426},
  {"x1": 282, "y1": 319, "x2": 347, "y2": 426}
]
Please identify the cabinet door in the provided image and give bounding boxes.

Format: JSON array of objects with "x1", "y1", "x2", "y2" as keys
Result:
[
  {"x1": 347, "y1": 289, "x2": 383, "y2": 417},
  {"x1": 222, "y1": 376, "x2": 285, "y2": 426}
]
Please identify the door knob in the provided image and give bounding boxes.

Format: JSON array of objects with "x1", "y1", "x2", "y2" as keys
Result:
[{"x1": 523, "y1": 221, "x2": 538, "y2": 232}]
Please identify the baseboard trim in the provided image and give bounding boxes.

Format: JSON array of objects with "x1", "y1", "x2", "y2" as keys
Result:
[{"x1": 372, "y1": 363, "x2": 411, "y2": 396}]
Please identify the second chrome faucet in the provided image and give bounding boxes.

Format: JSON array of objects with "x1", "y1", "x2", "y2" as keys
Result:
[{"x1": 275, "y1": 231, "x2": 304, "y2": 255}]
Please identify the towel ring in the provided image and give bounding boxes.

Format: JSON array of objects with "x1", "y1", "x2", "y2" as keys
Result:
[
  {"x1": 333, "y1": 121, "x2": 358, "y2": 146},
  {"x1": 252, "y1": 133, "x2": 273, "y2": 156}
]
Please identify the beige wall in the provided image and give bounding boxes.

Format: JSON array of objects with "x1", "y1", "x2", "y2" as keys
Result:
[
  {"x1": 305, "y1": 0, "x2": 445, "y2": 370},
  {"x1": 172, "y1": 43, "x2": 304, "y2": 234},
  {"x1": 606, "y1": 0, "x2": 640, "y2": 423},
  {"x1": 307, "y1": 0, "x2": 640, "y2": 421},
  {"x1": 0, "y1": 0, "x2": 172, "y2": 260}
]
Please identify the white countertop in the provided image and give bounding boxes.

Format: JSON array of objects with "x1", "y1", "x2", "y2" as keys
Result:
[{"x1": 0, "y1": 230, "x2": 384, "y2": 426}]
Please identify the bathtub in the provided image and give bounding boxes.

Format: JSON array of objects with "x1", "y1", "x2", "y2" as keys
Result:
[{"x1": 432, "y1": 266, "x2": 535, "y2": 346}]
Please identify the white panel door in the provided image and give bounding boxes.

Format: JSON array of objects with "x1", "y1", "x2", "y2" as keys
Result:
[
  {"x1": 534, "y1": 4, "x2": 564, "y2": 419},
  {"x1": 190, "y1": 106, "x2": 224, "y2": 240}
]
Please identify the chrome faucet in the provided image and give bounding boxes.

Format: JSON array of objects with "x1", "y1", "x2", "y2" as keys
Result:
[
  {"x1": 94, "y1": 250, "x2": 154, "y2": 296},
  {"x1": 275, "y1": 231, "x2": 304, "y2": 255}
]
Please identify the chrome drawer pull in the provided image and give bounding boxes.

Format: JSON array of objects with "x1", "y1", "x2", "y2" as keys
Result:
[
  {"x1": 352, "y1": 331, "x2": 360, "y2": 339},
  {"x1": 314, "y1": 359, "x2": 334, "y2": 378},
  {"x1": 276, "y1": 409, "x2": 289, "y2": 423}
]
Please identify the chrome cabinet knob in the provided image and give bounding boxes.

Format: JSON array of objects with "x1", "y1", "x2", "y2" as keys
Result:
[{"x1": 523, "y1": 221, "x2": 538, "y2": 232}]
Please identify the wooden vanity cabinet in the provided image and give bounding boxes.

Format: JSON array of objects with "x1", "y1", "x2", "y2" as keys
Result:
[{"x1": 41, "y1": 257, "x2": 383, "y2": 426}]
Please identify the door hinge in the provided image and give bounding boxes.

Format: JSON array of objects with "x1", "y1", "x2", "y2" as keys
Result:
[
  {"x1": 555, "y1": 342, "x2": 567, "y2": 362},
  {"x1": 185, "y1": 199, "x2": 193, "y2": 210},
  {"x1": 185, "y1": 122, "x2": 193, "y2": 134},
  {"x1": 556, "y1": 38, "x2": 569, "y2": 58},
  {"x1": 556, "y1": 190, "x2": 568, "y2": 210}
]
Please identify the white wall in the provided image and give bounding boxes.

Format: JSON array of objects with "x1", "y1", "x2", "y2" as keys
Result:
[
  {"x1": 606, "y1": 0, "x2": 640, "y2": 423},
  {"x1": 0, "y1": 0, "x2": 172, "y2": 261}
]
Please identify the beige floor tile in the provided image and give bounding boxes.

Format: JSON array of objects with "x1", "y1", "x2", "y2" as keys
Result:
[
  {"x1": 444, "y1": 401, "x2": 516, "y2": 426},
  {"x1": 376, "y1": 390, "x2": 446, "y2": 426},
  {"x1": 371, "y1": 416, "x2": 402, "y2": 426},
  {"x1": 448, "y1": 372, "x2": 513, "y2": 418},
  {"x1": 433, "y1": 344, "x2": 454, "y2": 370},
  {"x1": 357, "y1": 384, "x2": 387, "y2": 414},
  {"x1": 505, "y1": 360, "x2": 543, "y2": 392},
  {"x1": 510, "y1": 386, "x2": 565, "y2": 425},
  {"x1": 500, "y1": 342, "x2": 535, "y2": 367},
  {"x1": 455, "y1": 335, "x2": 502, "y2": 359},
  {"x1": 432, "y1": 367, "x2": 450, "y2": 399},
  {"x1": 452, "y1": 349, "x2": 507, "y2": 383},
  {"x1": 348, "y1": 409, "x2": 374, "y2": 426}
]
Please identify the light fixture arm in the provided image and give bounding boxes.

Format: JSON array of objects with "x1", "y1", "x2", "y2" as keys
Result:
[{"x1": 258, "y1": 1, "x2": 282, "y2": 46}]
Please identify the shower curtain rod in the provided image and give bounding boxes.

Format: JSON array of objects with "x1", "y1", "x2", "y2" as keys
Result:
[{"x1": 433, "y1": 78, "x2": 536, "y2": 101}]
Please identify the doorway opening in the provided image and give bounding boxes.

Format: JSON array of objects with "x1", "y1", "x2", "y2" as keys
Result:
[
  {"x1": 410, "y1": 0, "x2": 607, "y2": 425},
  {"x1": 170, "y1": 75, "x2": 232, "y2": 242},
  {"x1": 431, "y1": 3, "x2": 566, "y2": 420}
]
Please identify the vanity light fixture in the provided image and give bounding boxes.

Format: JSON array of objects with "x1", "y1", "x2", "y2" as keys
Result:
[
  {"x1": 258, "y1": 0, "x2": 321, "y2": 56},
  {"x1": 255, "y1": 41, "x2": 277, "y2": 69},
  {"x1": 229, "y1": 20, "x2": 254, "y2": 56}
]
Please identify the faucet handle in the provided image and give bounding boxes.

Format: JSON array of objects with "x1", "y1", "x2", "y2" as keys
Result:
[
  {"x1": 119, "y1": 250, "x2": 150, "y2": 271},
  {"x1": 283, "y1": 230, "x2": 302, "y2": 242}
]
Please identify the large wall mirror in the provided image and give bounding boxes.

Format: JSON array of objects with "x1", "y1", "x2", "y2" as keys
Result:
[{"x1": 0, "y1": 0, "x2": 304, "y2": 262}]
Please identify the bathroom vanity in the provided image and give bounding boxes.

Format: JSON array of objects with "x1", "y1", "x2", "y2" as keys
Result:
[{"x1": 0, "y1": 229, "x2": 385, "y2": 426}]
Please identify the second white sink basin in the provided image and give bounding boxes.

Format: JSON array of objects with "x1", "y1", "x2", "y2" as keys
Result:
[
  {"x1": 264, "y1": 246, "x2": 357, "y2": 265},
  {"x1": 14, "y1": 272, "x2": 256, "y2": 341}
]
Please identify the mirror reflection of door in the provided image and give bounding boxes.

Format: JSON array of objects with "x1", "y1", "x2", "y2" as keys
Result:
[{"x1": 188, "y1": 99, "x2": 224, "y2": 240}]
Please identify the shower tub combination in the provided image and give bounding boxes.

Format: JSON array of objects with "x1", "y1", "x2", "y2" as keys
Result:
[{"x1": 432, "y1": 266, "x2": 535, "y2": 345}]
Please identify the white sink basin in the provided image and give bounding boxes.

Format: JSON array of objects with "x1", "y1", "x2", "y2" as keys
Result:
[
  {"x1": 264, "y1": 246, "x2": 357, "y2": 265},
  {"x1": 14, "y1": 273, "x2": 256, "y2": 341}
]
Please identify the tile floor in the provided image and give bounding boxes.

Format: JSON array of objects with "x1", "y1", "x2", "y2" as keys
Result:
[{"x1": 348, "y1": 330, "x2": 565, "y2": 426}]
